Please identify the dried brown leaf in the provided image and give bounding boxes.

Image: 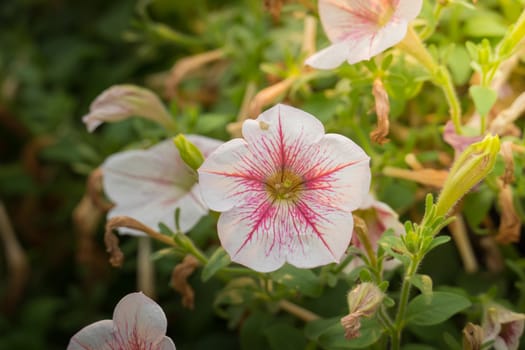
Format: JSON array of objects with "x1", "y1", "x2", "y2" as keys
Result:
[
  {"x1": 495, "y1": 186, "x2": 521, "y2": 244},
  {"x1": 170, "y1": 255, "x2": 200, "y2": 309},
  {"x1": 370, "y1": 78, "x2": 390, "y2": 144}
]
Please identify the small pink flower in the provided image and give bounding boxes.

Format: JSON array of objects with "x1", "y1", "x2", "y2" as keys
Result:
[
  {"x1": 198, "y1": 104, "x2": 371, "y2": 272},
  {"x1": 83, "y1": 84, "x2": 175, "y2": 132},
  {"x1": 483, "y1": 303, "x2": 525, "y2": 350},
  {"x1": 102, "y1": 136, "x2": 222, "y2": 235},
  {"x1": 306, "y1": 0, "x2": 423, "y2": 69},
  {"x1": 67, "y1": 292, "x2": 176, "y2": 350},
  {"x1": 443, "y1": 121, "x2": 484, "y2": 158},
  {"x1": 349, "y1": 194, "x2": 405, "y2": 270}
]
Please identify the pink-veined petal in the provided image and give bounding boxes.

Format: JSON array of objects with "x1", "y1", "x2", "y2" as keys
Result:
[
  {"x1": 67, "y1": 320, "x2": 115, "y2": 350},
  {"x1": 242, "y1": 104, "x2": 325, "y2": 179},
  {"x1": 217, "y1": 196, "x2": 355, "y2": 272},
  {"x1": 367, "y1": 19, "x2": 408, "y2": 58},
  {"x1": 394, "y1": 0, "x2": 423, "y2": 21},
  {"x1": 198, "y1": 138, "x2": 266, "y2": 212},
  {"x1": 113, "y1": 292, "x2": 168, "y2": 347},
  {"x1": 242, "y1": 104, "x2": 325, "y2": 156},
  {"x1": 311, "y1": 0, "x2": 421, "y2": 68},
  {"x1": 318, "y1": 0, "x2": 388, "y2": 41},
  {"x1": 157, "y1": 336, "x2": 177, "y2": 350},
  {"x1": 296, "y1": 134, "x2": 370, "y2": 211},
  {"x1": 217, "y1": 134, "x2": 370, "y2": 272},
  {"x1": 305, "y1": 40, "x2": 352, "y2": 69}
]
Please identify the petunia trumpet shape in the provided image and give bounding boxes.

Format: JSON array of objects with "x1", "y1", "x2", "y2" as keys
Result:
[
  {"x1": 67, "y1": 292, "x2": 176, "y2": 350},
  {"x1": 198, "y1": 104, "x2": 371, "y2": 272},
  {"x1": 306, "y1": 0, "x2": 423, "y2": 69},
  {"x1": 103, "y1": 135, "x2": 222, "y2": 235},
  {"x1": 482, "y1": 303, "x2": 525, "y2": 350}
]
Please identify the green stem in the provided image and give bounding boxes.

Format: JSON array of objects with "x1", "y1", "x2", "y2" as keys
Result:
[
  {"x1": 332, "y1": 252, "x2": 356, "y2": 275},
  {"x1": 397, "y1": 26, "x2": 463, "y2": 135},
  {"x1": 437, "y1": 67, "x2": 463, "y2": 134},
  {"x1": 419, "y1": 2, "x2": 445, "y2": 40},
  {"x1": 392, "y1": 257, "x2": 420, "y2": 350},
  {"x1": 378, "y1": 306, "x2": 396, "y2": 334}
]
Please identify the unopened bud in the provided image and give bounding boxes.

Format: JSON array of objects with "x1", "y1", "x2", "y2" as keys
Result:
[
  {"x1": 82, "y1": 84, "x2": 176, "y2": 132},
  {"x1": 173, "y1": 134, "x2": 205, "y2": 171},
  {"x1": 436, "y1": 135, "x2": 500, "y2": 217}
]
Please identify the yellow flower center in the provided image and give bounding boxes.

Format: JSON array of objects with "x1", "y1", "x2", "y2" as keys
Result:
[{"x1": 265, "y1": 169, "x2": 304, "y2": 202}]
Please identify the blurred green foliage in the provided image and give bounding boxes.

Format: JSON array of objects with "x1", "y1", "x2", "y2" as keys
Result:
[{"x1": 1, "y1": 0, "x2": 525, "y2": 349}]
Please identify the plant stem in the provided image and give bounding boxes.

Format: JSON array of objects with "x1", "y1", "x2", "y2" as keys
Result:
[
  {"x1": 278, "y1": 300, "x2": 321, "y2": 322},
  {"x1": 392, "y1": 257, "x2": 420, "y2": 350},
  {"x1": 397, "y1": 26, "x2": 463, "y2": 134}
]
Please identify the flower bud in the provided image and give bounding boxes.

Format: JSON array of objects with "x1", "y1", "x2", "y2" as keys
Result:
[
  {"x1": 435, "y1": 135, "x2": 500, "y2": 217},
  {"x1": 82, "y1": 84, "x2": 176, "y2": 132},
  {"x1": 173, "y1": 134, "x2": 205, "y2": 171}
]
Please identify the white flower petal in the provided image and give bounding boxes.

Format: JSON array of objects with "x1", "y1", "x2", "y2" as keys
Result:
[
  {"x1": 311, "y1": 0, "x2": 422, "y2": 67},
  {"x1": 368, "y1": 19, "x2": 409, "y2": 58},
  {"x1": 218, "y1": 197, "x2": 355, "y2": 272},
  {"x1": 67, "y1": 320, "x2": 115, "y2": 350},
  {"x1": 299, "y1": 134, "x2": 370, "y2": 210},
  {"x1": 318, "y1": 0, "x2": 381, "y2": 43},
  {"x1": 395, "y1": 0, "x2": 423, "y2": 21},
  {"x1": 113, "y1": 292, "x2": 168, "y2": 347},
  {"x1": 305, "y1": 40, "x2": 351, "y2": 69},
  {"x1": 217, "y1": 134, "x2": 370, "y2": 272},
  {"x1": 243, "y1": 104, "x2": 325, "y2": 151},
  {"x1": 103, "y1": 136, "x2": 220, "y2": 234},
  {"x1": 199, "y1": 138, "x2": 266, "y2": 212},
  {"x1": 157, "y1": 337, "x2": 177, "y2": 350}
]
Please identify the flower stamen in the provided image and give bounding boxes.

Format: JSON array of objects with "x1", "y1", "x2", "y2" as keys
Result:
[{"x1": 266, "y1": 169, "x2": 304, "y2": 201}]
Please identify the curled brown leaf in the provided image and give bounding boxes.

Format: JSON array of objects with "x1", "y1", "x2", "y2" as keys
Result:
[
  {"x1": 495, "y1": 186, "x2": 521, "y2": 244},
  {"x1": 170, "y1": 255, "x2": 200, "y2": 309},
  {"x1": 370, "y1": 78, "x2": 390, "y2": 144}
]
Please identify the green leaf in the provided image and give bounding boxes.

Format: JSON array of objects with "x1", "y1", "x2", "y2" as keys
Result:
[
  {"x1": 469, "y1": 86, "x2": 497, "y2": 116},
  {"x1": 463, "y1": 186, "x2": 495, "y2": 234},
  {"x1": 270, "y1": 264, "x2": 322, "y2": 297},
  {"x1": 305, "y1": 317, "x2": 383, "y2": 349},
  {"x1": 425, "y1": 236, "x2": 451, "y2": 253},
  {"x1": 201, "y1": 247, "x2": 231, "y2": 282},
  {"x1": 406, "y1": 292, "x2": 471, "y2": 326},
  {"x1": 264, "y1": 323, "x2": 307, "y2": 350},
  {"x1": 410, "y1": 274, "x2": 433, "y2": 297},
  {"x1": 240, "y1": 312, "x2": 273, "y2": 350}
]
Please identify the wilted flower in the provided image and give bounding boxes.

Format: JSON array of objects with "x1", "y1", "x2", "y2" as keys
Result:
[
  {"x1": 83, "y1": 84, "x2": 176, "y2": 132},
  {"x1": 349, "y1": 194, "x2": 405, "y2": 270},
  {"x1": 68, "y1": 292, "x2": 176, "y2": 350},
  {"x1": 102, "y1": 136, "x2": 222, "y2": 235},
  {"x1": 341, "y1": 282, "x2": 384, "y2": 339},
  {"x1": 198, "y1": 104, "x2": 371, "y2": 272},
  {"x1": 482, "y1": 303, "x2": 525, "y2": 350},
  {"x1": 306, "y1": 0, "x2": 423, "y2": 69}
]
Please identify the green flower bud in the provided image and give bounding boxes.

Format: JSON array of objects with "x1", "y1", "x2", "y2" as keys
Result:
[
  {"x1": 173, "y1": 134, "x2": 205, "y2": 171},
  {"x1": 435, "y1": 135, "x2": 500, "y2": 217}
]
